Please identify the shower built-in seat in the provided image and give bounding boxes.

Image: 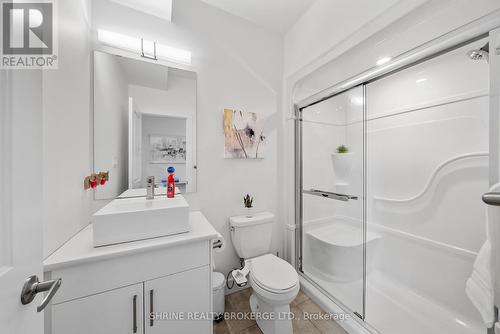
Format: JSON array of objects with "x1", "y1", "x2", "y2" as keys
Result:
[{"x1": 306, "y1": 218, "x2": 381, "y2": 282}]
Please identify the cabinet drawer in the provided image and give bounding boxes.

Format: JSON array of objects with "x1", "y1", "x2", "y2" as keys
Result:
[{"x1": 50, "y1": 240, "x2": 210, "y2": 304}]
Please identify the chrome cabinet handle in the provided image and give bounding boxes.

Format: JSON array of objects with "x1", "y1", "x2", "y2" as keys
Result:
[
  {"x1": 20, "y1": 275, "x2": 62, "y2": 312},
  {"x1": 132, "y1": 295, "x2": 138, "y2": 333},
  {"x1": 149, "y1": 289, "x2": 154, "y2": 327}
]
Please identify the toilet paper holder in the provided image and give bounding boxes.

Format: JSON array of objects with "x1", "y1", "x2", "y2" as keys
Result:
[{"x1": 212, "y1": 233, "x2": 225, "y2": 251}]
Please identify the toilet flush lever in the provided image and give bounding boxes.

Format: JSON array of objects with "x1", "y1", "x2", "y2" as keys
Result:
[{"x1": 20, "y1": 275, "x2": 62, "y2": 312}]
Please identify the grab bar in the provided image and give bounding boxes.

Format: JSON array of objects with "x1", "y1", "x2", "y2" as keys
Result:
[
  {"x1": 303, "y1": 189, "x2": 358, "y2": 202},
  {"x1": 483, "y1": 192, "x2": 500, "y2": 206}
]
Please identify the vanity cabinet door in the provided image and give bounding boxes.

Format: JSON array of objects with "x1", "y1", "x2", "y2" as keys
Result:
[
  {"x1": 52, "y1": 283, "x2": 144, "y2": 334},
  {"x1": 145, "y1": 265, "x2": 211, "y2": 334}
]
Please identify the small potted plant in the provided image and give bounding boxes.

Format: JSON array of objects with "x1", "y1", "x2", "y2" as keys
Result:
[
  {"x1": 336, "y1": 145, "x2": 349, "y2": 154},
  {"x1": 243, "y1": 194, "x2": 254, "y2": 217},
  {"x1": 331, "y1": 145, "x2": 354, "y2": 186}
]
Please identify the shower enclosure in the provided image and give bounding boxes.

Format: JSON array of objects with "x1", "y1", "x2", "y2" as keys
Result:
[{"x1": 295, "y1": 36, "x2": 492, "y2": 334}]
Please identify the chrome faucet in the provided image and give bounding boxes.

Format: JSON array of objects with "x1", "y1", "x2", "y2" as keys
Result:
[{"x1": 146, "y1": 176, "x2": 155, "y2": 200}]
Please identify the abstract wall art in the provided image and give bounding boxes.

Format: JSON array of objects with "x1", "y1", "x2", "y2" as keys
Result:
[
  {"x1": 149, "y1": 135, "x2": 186, "y2": 163},
  {"x1": 223, "y1": 108, "x2": 265, "y2": 159}
]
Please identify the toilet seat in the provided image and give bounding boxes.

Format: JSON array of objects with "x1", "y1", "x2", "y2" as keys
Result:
[{"x1": 250, "y1": 254, "x2": 298, "y2": 294}]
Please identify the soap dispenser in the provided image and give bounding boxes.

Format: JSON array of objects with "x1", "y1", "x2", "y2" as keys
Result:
[{"x1": 167, "y1": 167, "x2": 175, "y2": 198}]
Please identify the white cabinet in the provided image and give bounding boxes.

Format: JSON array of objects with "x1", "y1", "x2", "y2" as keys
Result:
[
  {"x1": 52, "y1": 266, "x2": 211, "y2": 334},
  {"x1": 146, "y1": 266, "x2": 211, "y2": 334},
  {"x1": 44, "y1": 212, "x2": 217, "y2": 334},
  {"x1": 52, "y1": 283, "x2": 144, "y2": 334}
]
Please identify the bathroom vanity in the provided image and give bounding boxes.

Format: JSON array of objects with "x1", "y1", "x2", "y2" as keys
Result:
[{"x1": 43, "y1": 211, "x2": 217, "y2": 334}]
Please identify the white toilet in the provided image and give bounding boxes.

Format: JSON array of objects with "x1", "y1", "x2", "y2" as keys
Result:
[{"x1": 230, "y1": 212, "x2": 299, "y2": 334}]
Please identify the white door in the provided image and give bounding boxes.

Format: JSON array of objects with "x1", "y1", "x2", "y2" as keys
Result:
[
  {"x1": 0, "y1": 70, "x2": 45, "y2": 332},
  {"x1": 145, "y1": 266, "x2": 211, "y2": 334},
  {"x1": 489, "y1": 27, "x2": 500, "y2": 310},
  {"x1": 52, "y1": 283, "x2": 144, "y2": 334},
  {"x1": 128, "y1": 97, "x2": 143, "y2": 189}
]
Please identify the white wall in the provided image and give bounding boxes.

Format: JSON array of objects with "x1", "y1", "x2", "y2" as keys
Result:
[
  {"x1": 128, "y1": 74, "x2": 196, "y2": 120},
  {"x1": 92, "y1": 0, "x2": 283, "y2": 279},
  {"x1": 284, "y1": 0, "x2": 427, "y2": 77},
  {"x1": 42, "y1": 0, "x2": 92, "y2": 257},
  {"x1": 93, "y1": 51, "x2": 129, "y2": 200},
  {"x1": 285, "y1": 0, "x2": 397, "y2": 76}
]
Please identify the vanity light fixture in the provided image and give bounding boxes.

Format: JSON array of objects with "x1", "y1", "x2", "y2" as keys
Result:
[
  {"x1": 97, "y1": 29, "x2": 192, "y2": 64},
  {"x1": 97, "y1": 29, "x2": 140, "y2": 53}
]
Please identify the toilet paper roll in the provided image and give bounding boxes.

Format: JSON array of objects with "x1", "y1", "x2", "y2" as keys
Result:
[{"x1": 212, "y1": 233, "x2": 226, "y2": 253}]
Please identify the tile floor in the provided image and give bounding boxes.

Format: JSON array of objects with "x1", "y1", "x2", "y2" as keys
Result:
[{"x1": 214, "y1": 288, "x2": 348, "y2": 334}]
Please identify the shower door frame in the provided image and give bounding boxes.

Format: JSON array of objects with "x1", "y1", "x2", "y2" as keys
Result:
[
  {"x1": 294, "y1": 84, "x2": 368, "y2": 320},
  {"x1": 294, "y1": 10, "x2": 500, "y2": 332}
]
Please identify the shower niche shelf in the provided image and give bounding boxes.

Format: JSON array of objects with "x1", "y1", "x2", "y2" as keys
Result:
[{"x1": 331, "y1": 152, "x2": 355, "y2": 192}]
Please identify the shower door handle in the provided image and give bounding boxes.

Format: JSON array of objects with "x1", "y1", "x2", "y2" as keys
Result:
[
  {"x1": 303, "y1": 189, "x2": 358, "y2": 202},
  {"x1": 483, "y1": 192, "x2": 500, "y2": 206}
]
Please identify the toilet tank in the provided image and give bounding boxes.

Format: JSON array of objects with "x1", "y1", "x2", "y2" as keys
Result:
[{"x1": 230, "y1": 212, "x2": 274, "y2": 259}]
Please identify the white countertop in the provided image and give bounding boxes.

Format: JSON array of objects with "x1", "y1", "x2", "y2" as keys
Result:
[{"x1": 44, "y1": 211, "x2": 218, "y2": 271}]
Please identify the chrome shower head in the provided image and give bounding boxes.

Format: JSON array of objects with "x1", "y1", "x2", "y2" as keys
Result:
[{"x1": 467, "y1": 43, "x2": 489, "y2": 62}]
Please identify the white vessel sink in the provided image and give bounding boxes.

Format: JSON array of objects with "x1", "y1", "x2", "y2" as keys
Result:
[{"x1": 91, "y1": 195, "x2": 190, "y2": 247}]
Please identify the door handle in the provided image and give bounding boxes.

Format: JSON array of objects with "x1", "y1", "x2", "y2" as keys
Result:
[{"x1": 20, "y1": 275, "x2": 62, "y2": 312}]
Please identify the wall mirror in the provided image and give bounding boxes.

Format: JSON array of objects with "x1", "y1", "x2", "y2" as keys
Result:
[{"x1": 93, "y1": 50, "x2": 197, "y2": 200}]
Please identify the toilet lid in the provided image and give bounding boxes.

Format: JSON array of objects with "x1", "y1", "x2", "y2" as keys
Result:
[{"x1": 251, "y1": 254, "x2": 298, "y2": 292}]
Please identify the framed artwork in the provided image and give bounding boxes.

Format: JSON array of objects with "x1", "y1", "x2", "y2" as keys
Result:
[
  {"x1": 223, "y1": 109, "x2": 265, "y2": 159},
  {"x1": 150, "y1": 135, "x2": 186, "y2": 163}
]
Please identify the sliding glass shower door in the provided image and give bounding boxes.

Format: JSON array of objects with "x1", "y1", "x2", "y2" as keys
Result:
[
  {"x1": 296, "y1": 36, "x2": 490, "y2": 334},
  {"x1": 364, "y1": 37, "x2": 489, "y2": 334},
  {"x1": 298, "y1": 85, "x2": 365, "y2": 317}
]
